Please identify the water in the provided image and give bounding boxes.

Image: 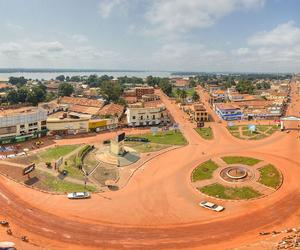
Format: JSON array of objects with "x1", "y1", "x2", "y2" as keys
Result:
[{"x1": 0, "y1": 71, "x2": 171, "y2": 81}]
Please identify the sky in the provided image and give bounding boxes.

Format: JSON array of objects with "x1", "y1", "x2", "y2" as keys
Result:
[{"x1": 0, "y1": 0, "x2": 300, "y2": 73}]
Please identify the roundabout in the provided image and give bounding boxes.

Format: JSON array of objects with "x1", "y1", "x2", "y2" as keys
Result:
[
  {"x1": 192, "y1": 156, "x2": 282, "y2": 200},
  {"x1": 0, "y1": 86, "x2": 299, "y2": 250}
]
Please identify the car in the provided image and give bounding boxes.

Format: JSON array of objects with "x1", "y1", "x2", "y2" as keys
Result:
[
  {"x1": 0, "y1": 220, "x2": 9, "y2": 226},
  {"x1": 199, "y1": 201, "x2": 224, "y2": 212},
  {"x1": 67, "y1": 192, "x2": 90, "y2": 199}
]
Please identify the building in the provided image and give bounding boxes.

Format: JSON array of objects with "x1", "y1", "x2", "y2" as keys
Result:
[
  {"x1": 135, "y1": 86, "x2": 155, "y2": 99},
  {"x1": 192, "y1": 104, "x2": 209, "y2": 122},
  {"x1": 0, "y1": 107, "x2": 48, "y2": 144},
  {"x1": 125, "y1": 101, "x2": 168, "y2": 126},
  {"x1": 98, "y1": 103, "x2": 125, "y2": 120},
  {"x1": 209, "y1": 89, "x2": 226, "y2": 104},
  {"x1": 170, "y1": 78, "x2": 190, "y2": 90},
  {"x1": 47, "y1": 116, "x2": 89, "y2": 135},
  {"x1": 123, "y1": 86, "x2": 155, "y2": 100},
  {"x1": 88, "y1": 118, "x2": 119, "y2": 132},
  {"x1": 38, "y1": 100, "x2": 67, "y2": 115},
  {"x1": 213, "y1": 103, "x2": 243, "y2": 121},
  {"x1": 59, "y1": 96, "x2": 104, "y2": 117}
]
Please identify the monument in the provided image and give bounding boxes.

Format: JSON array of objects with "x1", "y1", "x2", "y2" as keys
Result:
[{"x1": 110, "y1": 132, "x2": 126, "y2": 156}]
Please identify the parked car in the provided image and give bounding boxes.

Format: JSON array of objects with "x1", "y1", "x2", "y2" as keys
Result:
[
  {"x1": 0, "y1": 241, "x2": 15, "y2": 250},
  {"x1": 199, "y1": 201, "x2": 224, "y2": 212},
  {"x1": 0, "y1": 220, "x2": 9, "y2": 226},
  {"x1": 67, "y1": 192, "x2": 90, "y2": 199}
]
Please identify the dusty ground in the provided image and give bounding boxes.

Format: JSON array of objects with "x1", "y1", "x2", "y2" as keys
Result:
[{"x1": 0, "y1": 80, "x2": 300, "y2": 250}]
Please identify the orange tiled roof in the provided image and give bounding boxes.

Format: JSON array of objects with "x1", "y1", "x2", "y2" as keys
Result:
[
  {"x1": 68, "y1": 105, "x2": 101, "y2": 115},
  {"x1": 98, "y1": 103, "x2": 124, "y2": 117},
  {"x1": 60, "y1": 96, "x2": 104, "y2": 108}
]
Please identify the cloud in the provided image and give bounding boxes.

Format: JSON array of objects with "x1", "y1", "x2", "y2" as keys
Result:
[
  {"x1": 70, "y1": 34, "x2": 88, "y2": 43},
  {"x1": 145, "y1": 0, "x2": 265, "y2": 35},
  {"x1": 0, "y1": 40, "x2": 120, "y2": 68},
  {"x1": 232, "y1": 47, "x2": 250, "y2": 56},
  {"x1": 248, "y1": 21, "x2": 300, "y2": 46},
  {"x1": 0, "y1": 42, "x2": 22, "y2": 57},
  {"x1": 98, "y1": 0, "x2": 124, "y2": 18},
  {"x1": 4, "y1": 22, "x2": 24, "y2": 32}
]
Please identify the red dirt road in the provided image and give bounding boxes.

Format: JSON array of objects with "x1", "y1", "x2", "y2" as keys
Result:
[{"x1": 0, "y1": 81, "x2": 300, "y2": 249}]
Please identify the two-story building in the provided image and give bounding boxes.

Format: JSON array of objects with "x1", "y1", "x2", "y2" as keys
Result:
[
  {"x1": 125, "y1": 101, "x2": 168, "y2": 126},
  {"x1": 0, "y1": 106, "x2": 48, "y2": 144},
  {"x1": 213, "y1": 103, "x2": 243, "y2": 121}
]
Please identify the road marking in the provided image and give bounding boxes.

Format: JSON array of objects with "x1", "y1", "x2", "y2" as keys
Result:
[{"x1": 0, "y1": 192, "x2": 10, "y2": 204}]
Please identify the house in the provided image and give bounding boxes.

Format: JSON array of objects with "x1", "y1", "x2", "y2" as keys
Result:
[
  {"x1": 213, "y1": 103, "x2": 243, "y2": 121},
  {"x1": 209, "y1": 89, "x2": 226, "y2": 104},
  {"x1": 125, "y1": 101, "x2": 168, "y2": 127},
  {"x1": 59, "y1": 96, "x2": 104, "y2": 117},
  {"x1": 98, "y1": 103, "x2": 125, "y2": 120}
]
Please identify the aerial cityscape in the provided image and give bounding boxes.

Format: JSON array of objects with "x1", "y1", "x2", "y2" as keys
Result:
[{"x1": 0, "y1": 1, "x2": 300, "y2": 250}]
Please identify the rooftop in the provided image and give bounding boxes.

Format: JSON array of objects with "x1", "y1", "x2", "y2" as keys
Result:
[{"x1": 60, "y1": 96, "x2": 104, "y2": 108}]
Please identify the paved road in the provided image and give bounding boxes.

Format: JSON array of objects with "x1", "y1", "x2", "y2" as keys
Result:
[{"x1": 0, "y1": 81, "x2": 300, "y2": 250}]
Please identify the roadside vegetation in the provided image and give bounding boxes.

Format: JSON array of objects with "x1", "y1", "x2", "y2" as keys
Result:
[
  {"x1": 124, "y1": 141, "x2": 170, "y2": 153},
  {"x1": 194, "y1": 127, "x2": 213, "y2": 140},
  {"x1": 221, "y1": 156, "x2": 261, "y2": 166},
  {"x1": 227, "y1": 125, "x2": 279, "y2": 140},
  {"x1": 39, "y1": 172, "x2": 96, "y2": 193},
  {"x1": 127, "y1": 131, "x2": 187, "y2": 146},
  {"x1": 199, "y1": 183, "x2": 262, "y2": 200},
  {"x1": 35, "y1": 145, "x2": 81, "y2": 163},
  {"x1": 258, "y1": 164, "x2": 281, "y2": 189},
  {"x1": 192, "y1": 160, "x2": 219, "y2": 181}
]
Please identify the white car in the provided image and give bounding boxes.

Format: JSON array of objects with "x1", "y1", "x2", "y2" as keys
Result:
[
  {"x1": 67, "y1": 192, "x2": 90, "y2": 199},
  {"x1": 199, "y1": 201, "x2": 224, "y2": 212}
]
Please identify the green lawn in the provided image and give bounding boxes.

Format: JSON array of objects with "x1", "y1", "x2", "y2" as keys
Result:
[
  {"x1": 199, "y1": 183, "x2": 262, "y2": 200},
  {"x1": 129, "y1": 131, "x2": 187, "y2": 145},
  {"x1": 37, "y1": 145, "x2": 81, "y2": 163},
  {"x1": 38, "y1": 172, "x2": 97, "y2": 193},
  {"x1": 258, "y1": 164, "x2": 281, "y2": 189},
  {"x1": 125, "y1": 141, "x2": 170, "y2": 153},
  {"x1": 222, "y1": 156, "x2": 261, "y2": 166},
  {"x1": 192, "y1": 160, "x2": 219, "y2": 181},
  {"x1": 62, "y1": 154, "x2": 85, "y2": 180},
  {"x1": 194, "y1": 127, "x2": 213, "y2": 140}
]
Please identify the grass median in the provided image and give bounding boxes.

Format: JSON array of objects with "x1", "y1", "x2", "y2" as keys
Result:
[
  {"x1": 222, "y1": 156, "x2": 261, "y2": 166},
  {"x1": 258, "y1": 164, "x2": 281, "y2": 189},
  {"x1": 192, "y1": 160, "x2": 219, "y2": 181},
  {"x1": 199, "y1": 183, "x2": 262, "y2": 200},
  {"x1": 194, "y1": 127, "x2": 213, "y2": 140}
]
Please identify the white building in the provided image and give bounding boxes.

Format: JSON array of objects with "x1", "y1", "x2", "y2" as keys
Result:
[
  {"x1": 125, "y1": 102, "x2": 168, "y2": 126},
  {"x1": 0, "y1": 107, "x2": 48, "y2": 144}
]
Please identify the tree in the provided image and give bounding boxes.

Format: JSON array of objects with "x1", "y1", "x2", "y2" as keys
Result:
[
  {"x1": 236, "y1": 80, "x2": 255, "y2": 94},
  {"x1": 159, "y1": 78, "x2": 172, "y2": 96},
  {"x1": 8, "y1": 76, "x2": 27, "y2": 86},
  {"x1": 100, "y1": 81, "x2": 122, "y2": 102},
  {"x1": 58, "y1": 82, "x2": 74, "y2": 97},
  {"x1": 56, "y1": 75, "x2": 65, "y2": 82},
  {"x1": 189, "y1": 79, "x2": 197, "y2": 88},
  {"x1": 192, "y1": 92, "x2": 200, "y2": 102},
  {"x1": 6, "y1": 89, "x2": 19, "y2": 104},
  {"x1": 179, "y1": 90, "x2": 187, "y2": 100}
]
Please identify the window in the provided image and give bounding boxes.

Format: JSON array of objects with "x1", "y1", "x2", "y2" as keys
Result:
[
  {"x1": 132, "y1": 116, "x2": 136, "y2": 120},
  {"x1": 152, "y1": 115, "x2": 155, "y2": 119},
  {"x1": 140, "y1": 116, "x2": 143, "y2": 120}
]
